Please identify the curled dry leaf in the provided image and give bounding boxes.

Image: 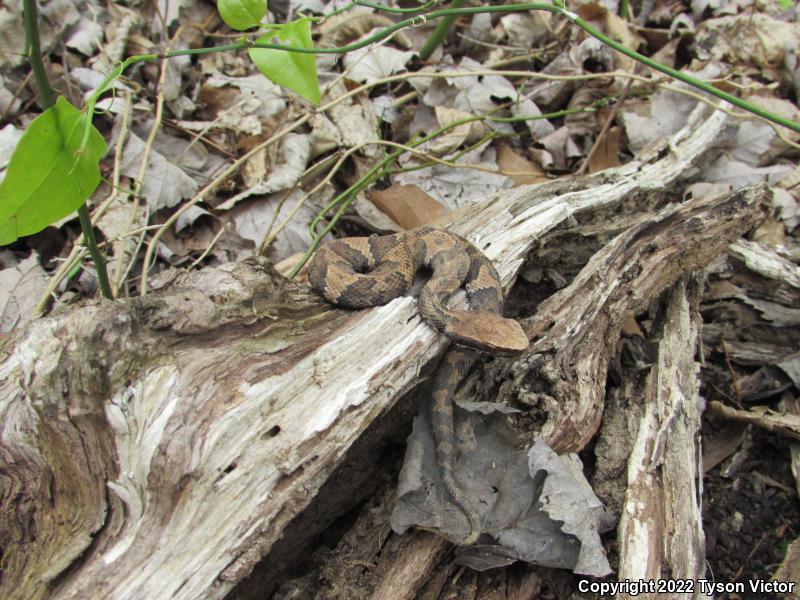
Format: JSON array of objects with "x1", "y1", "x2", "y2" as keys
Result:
[
  {"x1": 324, "y1": 83, "x2": 380, "y2": 158},
  {"x1": 368, "y1": 184, "x2": 447, "y2": 230},
  {"x1": 90, "y1": 2, "x2": 140, "y2": 74},
  {"x1": 318, "y1": 8, "x2": 412, "y2": 50},
  {"x1": 189, "y1": 73, "x2": 287, "y2": 137},
  {"x1": 495, "y1": 145, "x2": 548, "y2": 186},
  {"x1": 426, "y1": 106, "x2": 490, "y2": 157},
  {"x1": 620, "y1": 63, "x2": 725, "y2": 154},
  {"x1": 499, "y1": 12, "x2": 553, "y2": 48},
  {"x1": 694, "y1": 13, "x2": 800, "y2": 77},
  {"x1": 419, "y1": 58, "x2": 524, "y2": 135},
  {"x1": 65, "y1": 16, "x2": 104, "y2": 56},
  {"x1": 538, "y1": 126, "x2": 583, "y2": 171},
  {"x1": 588, "y1": 126, "x2": 622, "y2": 173},
  {"x1": 342, "y1": 42, "x2": 414, "y2": 84},
  {"x1": 392, "y1": 403, "x2": 612, "y2": 575},
  {"x1": 217, "y1": 133, "x2": 311, "y2": 210}
]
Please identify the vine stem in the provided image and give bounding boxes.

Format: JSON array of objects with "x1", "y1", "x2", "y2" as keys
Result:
[
  {"x1": 76, "y1": 0, "x2": 800, "y2": 294},
  {"x1": 76, "y1": 204, "x2": 113, "y2": 299},
  {"x1": 22, "y1": 0, "x2": 53, "y2": 108},
  {"x1": 419, "y1": 0, "x2": 467, "y2": 61},
  {"x1": 22, "y1": 0, "x2": 113, "y2": 299},
  {"x1": 84, "y1": 3, "x2": 798, "y2": 147}
]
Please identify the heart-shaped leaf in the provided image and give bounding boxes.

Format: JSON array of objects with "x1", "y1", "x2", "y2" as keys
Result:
[
  {"x1": 249, "y1": 18, "x2": 320, "y2": 105},
  {"x1": 0, "y1": 96, "x2": 106, "y2": 246},
  {"x1": 217, "y1": 0, "x2": 267, "y2": 31}
]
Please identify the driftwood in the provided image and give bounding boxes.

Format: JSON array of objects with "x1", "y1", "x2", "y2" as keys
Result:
[{"x1": 0, "y1": 102, "x2": 768, "y2": 600}]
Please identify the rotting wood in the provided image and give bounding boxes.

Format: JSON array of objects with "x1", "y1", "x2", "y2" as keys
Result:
[
  {"x1": 497, "y1": 184, "x2": 765, "y2": 454},
  {"x1": 615, "y1": 276, "x2": 706, "y2": 599},
  {"x1": 708, "y1": 401, "x2": 800, "y2": 441},
  {"x1": 0, "y1": 103, "x2": 768, "y2": 599}
]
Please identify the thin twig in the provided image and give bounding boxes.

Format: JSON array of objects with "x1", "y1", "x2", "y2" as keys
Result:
[
  {"x1": 139, "y1": 112, "x2": 313, "y2": 295},
  {"x1": 261, "y1": 147, "x2": 365, "y2": 253}
]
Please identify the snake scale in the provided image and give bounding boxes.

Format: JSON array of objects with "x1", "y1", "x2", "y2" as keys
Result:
[{"x1": 308, "y1": 227, "x2": 528, "y2": 544}]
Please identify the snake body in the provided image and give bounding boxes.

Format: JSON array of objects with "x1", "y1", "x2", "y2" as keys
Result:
[{"x1": 308, "y1": 227, "x2": 528, "y2": 544}]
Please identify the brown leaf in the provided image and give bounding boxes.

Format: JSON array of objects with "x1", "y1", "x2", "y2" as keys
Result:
[
  {"x1": 368, "y1": 185, "x2": 447, "y2": 230},
  {"x1": 588, "y1": 126, "x2": 622, "y2": 173},
  {"x1": 620, "y1": 315, "x2": 643, "y2": 338},
  {"x1": 496, "y1": 145, "x2": 548, "y2": 186}
]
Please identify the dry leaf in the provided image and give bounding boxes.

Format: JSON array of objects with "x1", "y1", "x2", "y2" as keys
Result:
[
  {"x1": 227, "y1": 189, "x2": 322, "y2": 263},
  {"x1": 702, "y1": 157, "x2": 793, "y2": 189},
  {"x1": 65, "y1": 16, "x2": 104, "y2": 56},
  {"x1": 620, "y1": 63, "x2": 730, "y2": 155},
  {"x1": 353, "y1": 193, "x2": 402, "y2": 233},
  {"x1": 318, "y1": 8, "x2": 410, "y2": 49},
  {"x1": 620, "y1": 315, "x2": 644, "y2": 338},
  {"x1": 342, "y1": 43, "x2": 414, "y2": 84},
  {"x1": 0, "y1": 255, "x2": 49, "y2": 333},
  {"x1": 113, "y1": 128, "x2": 198, "y2": 211},
  {"x1": 394, "y1": 143, "x2": 511, "y2": 210},
  {"x1": 190, "y1": 73, "x2": 287, "y2": 136},
  {"x1": 538, "y1": 126, "x2": 582, "y2": 171},
  {"x1": 217, "y1": 133, "x2": 311, "y2": 210},
  {"x1": 603, "y1": 8, "x2": 641, "y2": 72},
  {"x1": 495, "y1": 145, "x2": 548, "y2": 186},
  {"x1": 772, "y1": 187, "x2": 799, "y2": 232},
  {"x1": 368, "y1": 185, "x2": 447, "y2": 230},
  {"x1": 500, "y1": 12, "x2": 552, "y2": 48},
  {"x1": 588, "y1": 126, "x2": 622, "y2": 172},
  {"x1": 427, "y1": 106, "x2": 490, "y2": 156},
  {"x1": 325, "y1": 83, "x2": 380, "y2": 157},
  {"x1": 96, "y1": 195, "x2": 149, "y2": 286},
  {"x1": 695, "y1": 13, "x2": 800, "y2": 75}
]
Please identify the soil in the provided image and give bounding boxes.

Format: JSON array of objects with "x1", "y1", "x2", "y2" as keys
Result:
[{"x1": 702, "y1": 428, "x2": 800, "y2": 600}]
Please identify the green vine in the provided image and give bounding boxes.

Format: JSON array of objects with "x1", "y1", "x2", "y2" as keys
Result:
[
  {"x1": 7, "y1": 0, "x2": 800, "y2": 301},
  {"x1": 83, "y1": 3, "x2": 800, "y2": 142},
  {"x1": 22, "y1": 0, "x2": 113, "y2": 300}
]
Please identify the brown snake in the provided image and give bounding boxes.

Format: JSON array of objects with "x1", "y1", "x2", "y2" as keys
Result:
[{"x1": 308, "y1": 227, "x2": 528, "y2": 544}]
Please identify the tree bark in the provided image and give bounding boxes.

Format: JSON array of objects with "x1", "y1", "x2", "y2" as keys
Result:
[{"x1": 0, "y1": 104, "x2": 767, "y2": 599}]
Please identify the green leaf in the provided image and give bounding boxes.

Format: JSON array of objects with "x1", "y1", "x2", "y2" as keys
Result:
[
  {"x1": 777, "y1": 0, "x2": 792, "y2": 8},
  {"x1": 249, "y1": 18, "x2": 321, "y2": 105},
  {"x1": 217, "y1": 0, "x2": 267, "y2": 31},
  {"x1": 0, "y1": 96, "x2": 106, "y2": 246}
]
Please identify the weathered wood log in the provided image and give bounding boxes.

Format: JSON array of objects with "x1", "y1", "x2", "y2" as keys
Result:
[
  {"x1": 259, "y1": 187, "x2": 761, "y2": 597},
  {"x1": 499, "y1": 183, "x2": 765, "y2": 454},
  {"x1": 615, "y1": 276, "x2": 706, "y2": 597},
  {"x1": 0, "y1": 103, "x2": 765, "y2": 599}
]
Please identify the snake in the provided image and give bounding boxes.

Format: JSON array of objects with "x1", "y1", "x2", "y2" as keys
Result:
[{"x1": 308, "y1": 227, "x2": 528, "y2": 545}]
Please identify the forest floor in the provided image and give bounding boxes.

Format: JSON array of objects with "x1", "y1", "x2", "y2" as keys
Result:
[{"x1": 1, "y1": 0, "x2": 799, "y2": 598}]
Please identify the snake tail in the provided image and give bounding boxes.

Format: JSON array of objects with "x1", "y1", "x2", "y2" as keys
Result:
[{"x1": 430, "y1": 348, "x2": 481, "y2": 545}]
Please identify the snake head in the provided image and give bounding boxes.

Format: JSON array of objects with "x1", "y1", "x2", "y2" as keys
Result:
[{"x1": 444, "y1": 310, "x2": 529, "y2": 356}]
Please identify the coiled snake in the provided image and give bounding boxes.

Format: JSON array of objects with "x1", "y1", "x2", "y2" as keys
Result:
[{"x1": 308, "y1": 227, "x2": 528, "y2": 544}]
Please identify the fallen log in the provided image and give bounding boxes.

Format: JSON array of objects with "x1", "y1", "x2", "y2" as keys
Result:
[{"x1": 0, "y1": 103, "x2": 765, "y2": 599}]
